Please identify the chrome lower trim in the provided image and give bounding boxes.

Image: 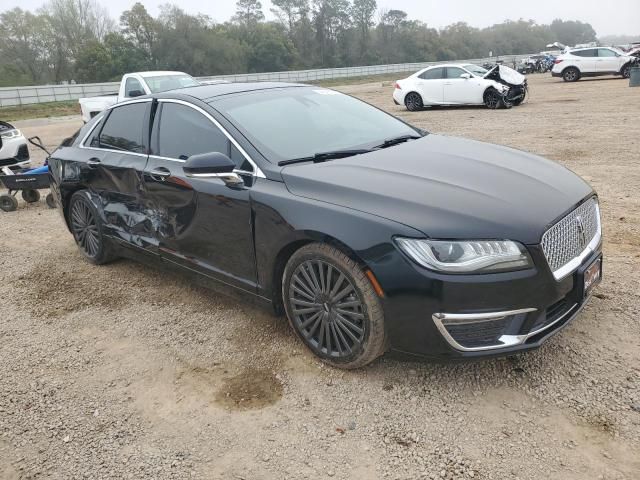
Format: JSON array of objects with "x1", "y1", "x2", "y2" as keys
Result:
[{"x1": 433, "y1": 303, "x2": 578, "y2": 352}]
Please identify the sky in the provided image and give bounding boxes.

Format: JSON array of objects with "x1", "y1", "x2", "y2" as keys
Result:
[{"x1": 1, "y1": 0, "x2": 639, "y2": 36}]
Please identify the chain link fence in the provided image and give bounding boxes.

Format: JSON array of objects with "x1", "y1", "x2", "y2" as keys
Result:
[{"x1": 0, "y1": 55, "x2": 530, "y2": 108}]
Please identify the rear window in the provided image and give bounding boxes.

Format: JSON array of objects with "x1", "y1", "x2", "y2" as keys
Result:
[
  {"x1": 99, "y1": 103, "x2": 147, "y2": 153},
  {"x1": 419, "y1": 67, "x2": 444, "y2": 80},
  {"x1": 572, "y1": 49, "x2": 596, "y2": 57}
]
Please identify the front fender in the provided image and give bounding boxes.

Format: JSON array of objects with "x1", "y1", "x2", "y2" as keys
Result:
[{"x1": 250, "y1": 179, "x2": 423, "y2": 301}]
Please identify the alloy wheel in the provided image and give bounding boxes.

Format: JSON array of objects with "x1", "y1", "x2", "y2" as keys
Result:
[
  {"x1": 405, "y1": 93, "x2": 422, "y2": 111},
  {"x1": 485, "y1": 90, "x2": 501, "y2": 109},
  {"x1": 288, "y1": 260, "x2": 366, "y2": 358},
  {"x1": 70, "y1": 199, "x2": 100, "y2": 258}
]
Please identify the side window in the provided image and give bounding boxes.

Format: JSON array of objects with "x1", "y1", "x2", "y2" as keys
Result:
[
  {"x1": 445, "y1": 67, "x2": 467, "y2": 79},
  {"x1": 83, "y1": 113, "x2": 106, "y2": 147},
  {"x1": 573, "y1": 49, "x2": 596, "y2": 57},
  {"x1": 157, "y1": 103, "x2": 229, "y2": 161},
  {"x1": 230, "y1": 143, "x2": 252, "y2": 172},
  {"x1": 419, "y1": 67, "x2": 444, "y2": 80},
  {"x1": 98, "y1": 103, "x2": 147, "y2": 153},
  {"x1": 125, "y1": 77, "x2": 144, "y2": 97},
  {"x1": 598, "y1": 48, "x2": 616, "y2": 57}
]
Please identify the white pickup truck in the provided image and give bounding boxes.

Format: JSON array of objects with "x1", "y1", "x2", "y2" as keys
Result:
[{"x1": 78, "y1": 71, "x2": 200, "y2": 123}]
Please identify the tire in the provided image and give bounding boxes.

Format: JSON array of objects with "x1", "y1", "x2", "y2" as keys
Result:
[
  {"x1": 621, "y1": 64, "x2": 631, "y2": 79},
  {"x1": 0, "y1": 194, "x2": 18, "y2": 212},
  {"x1": 45, "y1": 193, "x2": 56, "y2": 209},
  {"x1": 562, "y1": 67, "x2": 580, "y2": 82},
  {"x1": 282, "y1": 243, "x2": 386, "y2": 369},
  {"x1": 22, "y1": 189, "x2": 41, "y2": 203},
  {"x1": 512, "y1": 90, "x2": 526, "y2": 106},
  {"x1": 404, "y1": 92, "x2": 423, "y2": 112},
  {"x1": 484, "y1": 88, "x2": 503, "y2": 109},
  {"x1": 68, "y1": 191, "x2": 116, "y2": 265}
]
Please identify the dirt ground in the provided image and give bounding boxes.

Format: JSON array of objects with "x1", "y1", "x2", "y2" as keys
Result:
[{"x1": 1, "y1": 74, "x2": 639, "y2": 480}]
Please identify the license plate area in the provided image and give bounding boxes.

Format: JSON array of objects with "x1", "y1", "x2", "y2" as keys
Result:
[{"x1": 581, "y1": 256, "x2": 602, "y2": 299}]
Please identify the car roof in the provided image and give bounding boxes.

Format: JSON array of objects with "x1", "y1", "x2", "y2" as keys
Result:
[
  {"x1": 137, "y1": 71, "x2": 191, "y2": 77},
  {"x1": 175, "y1": 82, "x2": 308, "y2": 101}
]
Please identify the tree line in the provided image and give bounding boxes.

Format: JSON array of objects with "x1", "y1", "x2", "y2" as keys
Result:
[{"x1": 0, "y1": 0, "x2": 599, "y2": 87}]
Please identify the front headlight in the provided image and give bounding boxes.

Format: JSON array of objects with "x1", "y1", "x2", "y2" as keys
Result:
[
  {"x1": 395, "y1": 238, "x2": 532, "y2": 273},
  {"x1": 0, "y1": 129, "x2": 21, "y2": 139}
]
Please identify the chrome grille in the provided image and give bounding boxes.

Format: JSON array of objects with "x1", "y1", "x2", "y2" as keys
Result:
[{"x1": 541, "y1": 198, "x2": 600, "y2": 277}]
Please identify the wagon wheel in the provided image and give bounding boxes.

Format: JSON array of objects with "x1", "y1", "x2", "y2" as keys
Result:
[
  {"x1": 0, "y1": 194, "x2": 18, "y2": 212},
  {"x1": 46, "y1": 193, "x2": 56, "y2": 209},
  {"x1": 22, "y1": 189, "x2": 41, "y2": 203}
]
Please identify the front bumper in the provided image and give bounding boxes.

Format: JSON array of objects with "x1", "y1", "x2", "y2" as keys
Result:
[{"x1": 371, "y1": 243, "x2": 601, "y2": 361}]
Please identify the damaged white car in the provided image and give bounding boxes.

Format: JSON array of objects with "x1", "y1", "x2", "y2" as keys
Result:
[
  {"x1": 393, "y1": 63, "x2": 527, "y2": 111},
  {"x1": 0, "y1": 121, "x2": 30, "y2": 172}
]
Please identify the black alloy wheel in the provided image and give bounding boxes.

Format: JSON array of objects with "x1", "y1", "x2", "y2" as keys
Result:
[
  {"x1": 404, "y1": 92, "x2": 423, "y2": 111},
  {"x1": 283, "y1": 244, "x2": 386, "y2": 369},
  {"x1": 621, "y1": 64, "x2": 631, "y2": 79},
  {"x1": 69, "y1": 192, "x2": 115, "y2": 264},
  {"x1": 484, "y1": 88, "x2": 502, "y2": 109},
  {"x1": 289, "y1": 259, "x2": 365, "y2": 357}
]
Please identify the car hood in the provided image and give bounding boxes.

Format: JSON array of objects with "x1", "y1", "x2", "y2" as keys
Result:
[{"x1": 281, "y1": 135, "x2": 594, "y2": 244}]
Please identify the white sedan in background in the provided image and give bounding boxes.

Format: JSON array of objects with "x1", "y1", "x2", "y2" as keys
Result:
[
  {"x1": 0, "y1": 121, "x2": 30, "y2": 172},
  {"x1": 393, "y1": 63, "x2": 526, "y2": 111}
]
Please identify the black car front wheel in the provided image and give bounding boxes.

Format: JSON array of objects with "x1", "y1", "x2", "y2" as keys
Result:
[
  {"x1": 621, "y1": 64, "x2": 631, "y2": 79},
  {"x1": 69, "y1": 191, "x2": 115, "y2": 264},
  {"x1": 283, "y1": 243, "x2": 386, "y2": 369},
  {"x1": 484, "y1": 88, "x2": 503, "y2": 109}
]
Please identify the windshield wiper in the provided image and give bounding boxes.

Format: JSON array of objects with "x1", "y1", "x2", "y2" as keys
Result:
[
  {"x1": 374, "y1": 134, "x2": 422, "y2": 149},
  {"x1": 278, "y1": 149, "x2": 373, "y2": 166}
]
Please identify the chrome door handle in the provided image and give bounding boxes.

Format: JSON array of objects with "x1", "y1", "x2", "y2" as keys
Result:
[
  {"x1": 87, "y1": 157, "x2": 101, "y2": 167},
  {"x1": 149, "y1": 167, "x2": 171, "y2": 181}
]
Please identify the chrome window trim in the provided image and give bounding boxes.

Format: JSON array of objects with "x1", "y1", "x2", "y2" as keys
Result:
[
  {"x1": 432, "y1": 303, "x2": 581, "y2": 352},
  {"x1": 79, "y1": 99, "x2": 152, "y2": 155},
  {"x1": 157, "y1": 98, "x2": 265, "y2": 178}
]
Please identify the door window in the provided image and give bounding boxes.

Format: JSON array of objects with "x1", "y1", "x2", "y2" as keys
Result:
[
  {"x1": 445, "y1": 67, "x2": 467, "y2": 79},
  {"x1": 419, "y1": 67, "x2": 444, "y2": 80},
  {"x1": 157, "y1": 103, "x2": 251, "y2": 171},
  {"x1": 125, "y1": 77, "x2": 144, "y2": 97},
  {"x1": 597, "y1": 48, "x2": 617, "y2": 57},
  {"x1": 99, "y1": 103, "x2": 147, "y2": 153}
]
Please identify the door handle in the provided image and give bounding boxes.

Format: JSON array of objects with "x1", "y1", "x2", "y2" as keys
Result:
[
  {"x1": 444, "y1": 82, "x2": 452, "y2": 85},
  {"x1": 149, "y1": 167, "x2": 171, "y2": 181},
  {"x1": 87, "y1": 157, "x2": 101, "y2": 167}
]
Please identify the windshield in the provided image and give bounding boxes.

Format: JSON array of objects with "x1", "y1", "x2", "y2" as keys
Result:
[
  {"x1": 212, "y1": 87, "x2": 420, "y2": 163},
  {"x1": 462, "y1": 64, "x2": 488, "y2": 76},
  {"x1": 143, "y1": 74, "x2": 199, "y2": 93}
]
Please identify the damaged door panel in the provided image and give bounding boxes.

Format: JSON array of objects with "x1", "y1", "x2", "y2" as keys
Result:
[
  {"x1": 143, "y1": 100, "x2": 258, "y2": 292},
  {"x1": 82, "y1": 100, "x2": 156, "y2": 250}
]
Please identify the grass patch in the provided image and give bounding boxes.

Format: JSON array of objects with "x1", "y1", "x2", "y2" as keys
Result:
[{"x1": 0, "y1": 100, "x2": 79, "y2": 122}]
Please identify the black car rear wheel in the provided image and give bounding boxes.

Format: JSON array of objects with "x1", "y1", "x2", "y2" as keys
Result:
[
  {"x1": 283, "y1": 243, "x2": 386, "y2": 369},
  {"x1": 404, "y1": 92, "x2": 423, "y2": 112},
  {"x1": 69, "y1": 191, "x2": 115, "y2": 264}
]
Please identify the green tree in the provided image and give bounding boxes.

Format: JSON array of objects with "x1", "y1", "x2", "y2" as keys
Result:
[
  {"x1": 351, "y1": 0, "x2": 376, "y2": 61},
  {"x1": 233, "y1": 0, "x2": 265, "y2": 26},
  {"x1": 120, "y1": 2, "x2": 157, "y2": 65}
]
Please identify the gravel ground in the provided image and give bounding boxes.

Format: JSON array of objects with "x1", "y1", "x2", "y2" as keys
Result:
[{"x1": 1, "y1": 74, "x2": 639, "y2": 480}]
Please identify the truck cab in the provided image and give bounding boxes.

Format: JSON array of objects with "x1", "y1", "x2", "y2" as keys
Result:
[{"x1": 79, "y1": 71, "x2": 199, "y2": 123}]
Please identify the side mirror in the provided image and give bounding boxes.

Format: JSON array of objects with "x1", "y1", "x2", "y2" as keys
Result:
[
  {"x1": 128, "y1": 89, "x2": 145, "y2": 98},
  {"x1": 460, "y1": 73, "x2": 471, "y2": 79},
  {"x1": 183, "y1": 152, "x2": 243, "y2": 187}
]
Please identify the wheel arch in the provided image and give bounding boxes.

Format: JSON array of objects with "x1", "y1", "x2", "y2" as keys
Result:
[{"x1": 270, "y1": 231, "x2": 368, "y2": 314}]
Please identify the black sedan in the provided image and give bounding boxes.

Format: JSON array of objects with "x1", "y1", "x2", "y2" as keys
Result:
[{"x1": 49, "y1": 82, "x2": 602, "y2": 368}]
